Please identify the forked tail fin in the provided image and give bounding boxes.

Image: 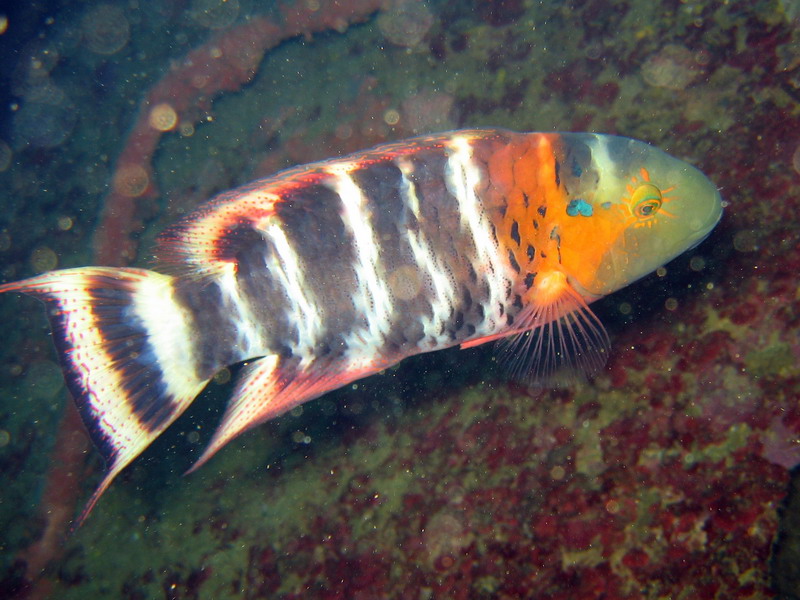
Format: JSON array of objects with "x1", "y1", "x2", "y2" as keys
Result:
[{"x1": 0, "y1": 267, "x2": 211, "y2": 526}]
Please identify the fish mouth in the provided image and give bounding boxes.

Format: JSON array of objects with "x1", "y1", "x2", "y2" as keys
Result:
[
  {"x1": 687, "y1": 196, "x2": 723, "y2": 251},
  {"x1": 686, "y1": 227, "x2": 715, "y2": 251}
]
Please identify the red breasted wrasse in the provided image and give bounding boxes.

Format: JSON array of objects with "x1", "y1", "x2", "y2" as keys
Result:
[{"x1": 0, "y1": 129, "x2": 722, "y2": 524}]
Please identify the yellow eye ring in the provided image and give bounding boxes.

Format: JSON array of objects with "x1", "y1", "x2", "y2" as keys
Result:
[{"x1": 631, "y1": 183, "x2": 663, "y2": 219}]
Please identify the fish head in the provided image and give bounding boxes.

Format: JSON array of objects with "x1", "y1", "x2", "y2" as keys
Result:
[{"x1": 553, "y1": 133, "x2": 723, "y2": 299}]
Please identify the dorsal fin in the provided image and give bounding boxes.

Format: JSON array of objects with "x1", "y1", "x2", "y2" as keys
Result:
[
  {"x1": 154, "y1": 179, "x2": 286, "y2": 280},
  {"x1": 154, "y1": 130, "x2": 507, "y2": 280}
]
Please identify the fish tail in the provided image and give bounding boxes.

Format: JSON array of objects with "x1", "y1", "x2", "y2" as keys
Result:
[{"x1": 0, "y1": 267, "x2": 211, "y2": 526}]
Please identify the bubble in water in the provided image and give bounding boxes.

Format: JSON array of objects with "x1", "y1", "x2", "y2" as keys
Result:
[
  {"x1": 30, "y1": 246, "x2": 58, "y2": 272},
  {"x1": 112, "y1": 164, "x2": 150, "y2": 197},
  {"x1": 13, "y1": 93, "x2": 76, "y2": 149},
  {"x1": 148, "y1": 103, "x2": 178, "y2": 132},
  {"x1": 14, "y1": 40, "x2": 61, "y2": 94},
  {"x1": 24, "y1": 360, "x2": 65, "y2": 400},
  {"x1": 689, "y1": 256, "x2": 706, "y2": 271},
  {"x1": 641, "y1": 44, "x2": 703, "y2": 90},
  {"x1": 400, "y1": 89, "x2": 456, "y2": 134},
  {"x1": 213, "y1": 367, "x2": 231, "y2": 384},
  {"x1": 378, "y1": 0, "x2": 435, "y2": 48},
  {"x1": 82, "y1": 4, "x2": 130, "y2": 55},
  {"x1": 191, "y1": 0, "x2": 240, "y2": 29}
]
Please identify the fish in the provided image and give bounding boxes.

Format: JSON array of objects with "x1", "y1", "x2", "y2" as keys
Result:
[{"x1": 0, "y1": 129, "x2": 723, "y2": 524}]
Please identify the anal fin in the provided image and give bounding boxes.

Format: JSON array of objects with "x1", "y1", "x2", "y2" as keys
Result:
[{"x1": 189, "y1": 355, "x2": 379, "y2": 472}]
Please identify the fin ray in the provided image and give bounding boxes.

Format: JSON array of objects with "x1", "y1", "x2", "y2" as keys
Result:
[
  {"x1": 1, "y1": 268, "x2": 211, "y2": 525},
  {"x1": 498, "y1": 279, "x2": 610, "y2": 384},
  {"x1": 189, "y1": 356, "x2": 379, "y2": 472}
]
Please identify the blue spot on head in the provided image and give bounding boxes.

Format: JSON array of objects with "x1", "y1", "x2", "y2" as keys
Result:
[
  {"x1": 571, "y1": 160, "x2": 583, "y2": 178},
  {"x1": 566, "y1": 198, "x2": 593, "y2": 217},
  {"x1": 601, "y1": 202, "x2": 612, "y2": 210}
]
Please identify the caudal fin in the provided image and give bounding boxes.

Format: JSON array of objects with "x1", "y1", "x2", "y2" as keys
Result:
[{"x1": 0, "y1": 267, "x2": 211, "y2": 526}]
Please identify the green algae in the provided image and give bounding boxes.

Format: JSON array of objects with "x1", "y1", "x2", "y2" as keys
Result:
[{"x1": 745, "y1": 343, "x2": 796, "y2": 379}]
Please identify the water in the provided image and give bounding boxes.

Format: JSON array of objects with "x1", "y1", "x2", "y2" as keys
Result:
[{"x1": 0, "y1": 0, "x2": 798, "y2": 597}]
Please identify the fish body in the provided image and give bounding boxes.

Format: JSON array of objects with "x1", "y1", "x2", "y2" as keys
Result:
[{"x1": 0, "y1": 129, "x2": 722, "y2": 523}]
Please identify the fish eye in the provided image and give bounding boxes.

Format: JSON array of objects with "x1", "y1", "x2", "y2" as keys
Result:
[{"x1": 631, "y1": 183, "x2": 663, "y2": 219}]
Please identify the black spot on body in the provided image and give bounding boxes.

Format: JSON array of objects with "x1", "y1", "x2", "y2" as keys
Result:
[
  {"x1": 467, "y1": 262, "x2": 478, "y2": 283},
  {"x1": 526, "y1": 244, "x2": 535, "y2": 261},
  {"x1": 508, "y1": 249, "x2": 521, "y2": 273},
  {"x1": 510, "y1": 220, "x2": 521, "y2": 246},
  {"x1": 554, "y1": 159, "x2": 561, "y2": 186},
  {"x1": 524, "y1": 272, "x2": 535, "y2": 289},
  {"x1": 537, "y1": 205, "x2": 547, "y2": 218},
  {"x1": 462, "y1": 287, "x2": 473, "y2": 310}
]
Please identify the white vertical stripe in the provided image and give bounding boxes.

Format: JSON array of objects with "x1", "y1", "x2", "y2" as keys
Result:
[
  {"x1": 261, "y1": 220, "x2": 323, "y2": 365},
  {"x1": 217, "y1": 262, "x2": 264, "y2": 356},
  {"x1": 396, "y1": 162, "x2": 458, "y2": 346},
  {"x1": 396, "y1": 158, "x2": 421, "y2": 220},
  {"x1": 327, "y1": 164, "x2": 394, "y2": 365},
  {"x1": 445, "y1": 136, "x2": 509, "y2": 330},
  {"x1": 406, "y1": 233, "x2": 458, "y2": 345},
  {"x1": 133, "y1": 273, "x2": 202, "y2": 397}
]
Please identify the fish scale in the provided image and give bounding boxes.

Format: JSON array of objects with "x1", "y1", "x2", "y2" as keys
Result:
[{"x1": 0, "y1": 128, "x2": 723, "y2": 525}]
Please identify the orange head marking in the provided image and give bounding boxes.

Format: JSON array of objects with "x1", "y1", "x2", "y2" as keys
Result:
[{"x1": 624, "y1": 168, "x2": 677, "y2": 228}]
